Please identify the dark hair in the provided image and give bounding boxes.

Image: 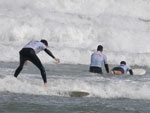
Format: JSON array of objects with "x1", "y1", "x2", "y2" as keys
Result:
[
  {"x1": 41, "y1": 39, "x2": 48, "y2": 46},
  {"x1": 120, "y1": 61, "x2": 126, "y2": 65},
  {"x1": 97, "y1": 45, "x2": 103, "y2": 51}
]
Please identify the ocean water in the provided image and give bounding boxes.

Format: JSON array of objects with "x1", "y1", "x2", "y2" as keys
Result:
[
  {"x1": 0, "y1": 62, "x2": 150, "y2": 113},
  {"x1": 0, "y1": 0, "x2": 150, "y2": 113}
]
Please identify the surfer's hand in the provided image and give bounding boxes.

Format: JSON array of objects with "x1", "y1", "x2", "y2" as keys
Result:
[
  {"x1": 44, "y1": 83, "x2": 48, "y2": 87},
  {"x1": 55, "y1": 58, "x2": 60, "y2": 63},
  {"x1": 24, "y1": 61, "x2": 28, "y2": 65},
  {"x1": 109, "y1": 71, "x2": 113, "y2": 74}
]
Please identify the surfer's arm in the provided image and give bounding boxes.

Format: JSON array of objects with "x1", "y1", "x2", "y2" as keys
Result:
[
  {"x1": 44, "y1": 49, "x2": 60, "y2": 62},
  {"x1": 129, "y1": 69, "x2": 133, "y2": 75},
  {"x1": 103, "y1": 55, "x2": 109, "y2": 73},
  {"x1": 44, "y1": 48, "x2": 55, "y2": 58},
  {"x1": 105, "y1": 64, "x2": 109, "y2": 73}
]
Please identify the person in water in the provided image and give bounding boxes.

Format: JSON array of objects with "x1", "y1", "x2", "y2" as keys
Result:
[
  {"x1": 110, "y1": 61, "x2": 133, "y2": 75},
  {"x1": 89, "y1": 45, "x2": 109, "y2": 74},
  {"x1": 14, "y1": 39, "x2": 60, "y2": 87}
]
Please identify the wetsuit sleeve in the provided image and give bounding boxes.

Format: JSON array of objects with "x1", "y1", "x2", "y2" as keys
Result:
[
  {"x1": 44, "y1": 48, "x2": 55, "y2": 59},
  {"x1": 129, "y1": 69, "x2": 133, "y2": 75},
  {"x1": 103, "y1": 54, "x2": 109, "y2": 73},
  {"x1": 105, "y1": 64, "x2": 109, "y2": 73}
]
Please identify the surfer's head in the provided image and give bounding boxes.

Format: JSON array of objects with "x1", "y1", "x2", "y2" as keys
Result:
[
  {"x1": 41, "y1": 39, "x2": 48, "y2": 47},
  {"x1": 97, "y1": 45, "x2": 103, "y2": 52},
  {"x1": 120, "y1": 61, "x2": 126, "y2": 65}
]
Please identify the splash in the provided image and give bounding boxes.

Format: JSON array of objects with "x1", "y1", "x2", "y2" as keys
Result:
[
  {"x1": 0, "y1": 0, "x2": 150, "y2": 67},
  {"x1": 1, "y1": 75, "x2": 150, "y2": 100}
]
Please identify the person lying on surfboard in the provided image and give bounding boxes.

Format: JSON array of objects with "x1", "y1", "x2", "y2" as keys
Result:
[
  {"x1": 110, "y1": 61, "x2": 133, "y2": 75},
  {"x1": 14, "y1": 39, "x2": 60, "y2": 87}
]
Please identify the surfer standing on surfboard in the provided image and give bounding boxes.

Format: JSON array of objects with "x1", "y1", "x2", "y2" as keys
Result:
[
  {"x1": 89, "y1": 45, "x2": 109, "y2": 74},
  {"x1": 110, "y1": 61, "x2": 133, "y2": 75},
  {"x1": 14, "y1": 39, "x2": 60, "y2": 87}
]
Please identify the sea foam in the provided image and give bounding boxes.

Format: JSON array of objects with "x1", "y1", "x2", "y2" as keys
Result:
[{"x1": 0, "y1": 0, "x2": 150, "y2": 67}]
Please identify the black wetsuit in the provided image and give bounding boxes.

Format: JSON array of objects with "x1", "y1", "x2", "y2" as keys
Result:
[
  {"x1": 112, "y1": 67, "x2": 125, "y2": 74},
  {"x1": 90, "y1": 66, "x2": 103, "y2": 74},
  {"x1": 90, "y1": 64, "x2": 109, "y2": 74},
  {"x1": 14, "y1": 48, "x2": 55, "y2": 83}
]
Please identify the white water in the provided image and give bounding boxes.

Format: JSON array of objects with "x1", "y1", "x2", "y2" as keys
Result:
[
  {"x1": 0, "y1": 0, "x2": 150, "y2": 66},
  {"x1": 0, "y1": 66, "x2": 150, "y2": 100},
  {"x1": 1, "y1": 74, "x2": 150, "y2": 100}
]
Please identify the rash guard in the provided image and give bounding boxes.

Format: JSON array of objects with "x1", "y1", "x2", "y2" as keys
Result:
[
  {"x1": 119, "y1": 64, "x2": 132, "y2": 73},
  {"x1": 24, "y1": 40, "x2": 47, "y2": 54},
  {"x1": 90, "y1": 51, "x2": 108, "y2": 68},
  {"x1": 23, "y1": 40, "x2": 55, "y2": 58}
]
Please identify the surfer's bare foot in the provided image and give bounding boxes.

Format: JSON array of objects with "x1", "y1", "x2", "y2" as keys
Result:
[{"x1": 44, "y1": 83, "x2": 48, "y2": 87}]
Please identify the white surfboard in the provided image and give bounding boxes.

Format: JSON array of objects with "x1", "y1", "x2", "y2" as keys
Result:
[
  {"x1": 127, "y1": 68, "x2": 146, "y2": 75},
  {"x1": 69, "y1": 91, "x2": 89, "y2": 97}
]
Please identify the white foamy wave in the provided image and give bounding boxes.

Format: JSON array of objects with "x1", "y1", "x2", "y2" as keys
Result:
[
  {"x1": 0, "y1": 76, "x2": 48, "y2": 95},
  {"x1": 0, "y1": 76, "x2": 91, "y2": 96},
  {"x1": 52, "y1": 76, "x2": 150, "y2": 100},
  {"x1": 0, "y1": 0, "x2": 150, "y2": 67},
  {"x1": 88, "y1": 78, "x2": 150, "y2": 99},
  {"x1": 1, "y1": 76, "x2": 150, "y2": 99}
]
